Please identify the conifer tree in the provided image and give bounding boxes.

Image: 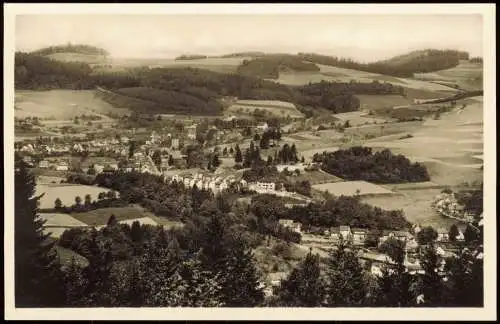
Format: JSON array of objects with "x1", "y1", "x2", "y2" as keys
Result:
[
  {"x1": 325, "y1": 240, "x2": 367, "y2": 306},
  {"x1": 15, "y1": 156, "x2": 65, "y2": 307},
  {"x1": 277, "y1": 251, "x2": 326, "y2": 307},
  {"x1": 220, "y1": 236, "x2": 264, "y2": 307},
  {"x1": 234, "y1": 144, "x2": 243, "y2": 164}
]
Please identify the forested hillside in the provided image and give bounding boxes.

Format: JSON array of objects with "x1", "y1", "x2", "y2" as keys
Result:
[
  {"x1": 237, "y1": 55, "x2": 320, "y2": 79},
  {"x1": 14, "y1": 52, "x2": 408, "y2": 115},
  {"x1": 31, "y1": 44, "x2": 109, "y2": 57},
  {"x1": 298, "y1": 49, "x2": 470, "y2": 77}
]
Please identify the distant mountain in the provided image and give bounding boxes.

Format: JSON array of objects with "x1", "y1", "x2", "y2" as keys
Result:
[
  {"x1": 379, "y1": 49, "x2": 469, "y2": 66},
  {"x1": 32, "y1": 44, "x2": 110, "y2": 57},
  {"x1": 174, "y1": 54, "x2": 208, "y2": 61},
  {"x1": 30, "y1": 44, "x2": 110, "y2": 64},
  {"x1": 219, "y1": 51, "x2": 266, "y2": 58}
]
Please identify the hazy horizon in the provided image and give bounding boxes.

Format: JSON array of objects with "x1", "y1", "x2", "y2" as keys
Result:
[{"x1": 15, "y1": 14, "x2": 483, "y2": 62}]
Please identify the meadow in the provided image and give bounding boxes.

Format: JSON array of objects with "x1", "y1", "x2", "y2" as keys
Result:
[
  {"x1": 226, "y1": 99, "x2": 304, "y2": 118},
  {"x1": 362, "y1": 98, "x2": 483, "y2": 186},
  {"x1": 414, "y1": 61, "x2": 483, "y2": 91},
  {"x1": 312, "y1": 180, "x2": 394, "y2": 197},
  {"x1": 273, "y1": 62, "x2": 462, "y2": 94},
  {"x1": 36, "y1": 183, "x2": 117, "y2": 210},
  {"x1": 14, "y1": 90, "x2": 129, "y2": 120},
  {"x1": 362, "y1": 188, "x2": 457, "y2": 230}
]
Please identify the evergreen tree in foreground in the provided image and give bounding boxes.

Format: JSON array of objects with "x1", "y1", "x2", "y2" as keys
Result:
[
  {"x1": 15, "y1": 156, "x2": 66, "y2": 307},
  {"x1": 277, "y1": 251, "x2": 326, "y2": 307},
  {"x1": 325, "y1": 240, "x2": 367, "y2": 306}
]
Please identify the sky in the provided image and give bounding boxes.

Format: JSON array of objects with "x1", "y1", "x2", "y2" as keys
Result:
[{"x1": 15, "y1": 14, "x2": 483, "y2": 62}]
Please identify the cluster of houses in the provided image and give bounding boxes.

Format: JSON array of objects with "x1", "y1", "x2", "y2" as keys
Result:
[{"x1": 167, "y1": 172, "x2": 248, "y2": 194}]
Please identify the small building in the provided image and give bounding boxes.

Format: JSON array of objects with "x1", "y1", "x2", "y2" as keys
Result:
[
  {"x1": 455, "y1": 229, "x2": 465, "y2": 241},
  {"x1": 250, "y1": 182, "x2": 276, "y2": 191},
  {"x1": 171, "y1": 138, "x2": 180, "y2": 149},
  {"x1": 379, "y1": 230, "x2": 413, "y2": 245},
  {"x1": 22, "y1": 156, "x2": 34, "y2": 166},
  {"x1": 38, "y1": 160, "x2": 50, "y2": 169},
  {"x1": 278, "y1": 219, "x2": 302, "y2": 233},
  {"x1": 437, "y1": 228, "x2": 450, "y2": 242},
  {"x1": 55, "y1": 161, "x2": 69, "y2": 171},
  {"x1": 351, "y1": 228, "x2": 369, "y2": 245},
  {"x1": 94, "y1": 164, "x2": 105, "y2": 174}
]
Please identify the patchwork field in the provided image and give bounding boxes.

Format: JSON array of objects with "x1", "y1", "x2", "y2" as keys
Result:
[
  {"x1": 36, "y1": 184, "x2": 117, "y2": 209},
  {"x1": 357, "y1": 94, "x2": 413, "y2": 111},
  {"x1": 414, "y1": 61, "x2": 483, "y2": 91},
  {"x1": 226, "y1": 99, "x2": 304, "y2": 118},
  {"x1": 312, "y1": 180, "x2": 394, "y2": 197},
  {"x1": 332, "y1": 111, "x2": 392, "y2": 126},
  {"x1": 362, "y1": 99, "x2": 483, "y2": 186},
  {"x1": 15, "y1": 90, "x2": 130, "y2": 120},
  {"x1": 273, "y1": 63, "x2": 462, "y2": 93},
  {"x1": 70, "y1": 205, "x2": 184, "y2": 229},
  {"x1": 362, "y1": 188, "x2": 457, "y2": 229},
  {"x1": 39, "y1": 213, "x2": 89, "y2": 238}
]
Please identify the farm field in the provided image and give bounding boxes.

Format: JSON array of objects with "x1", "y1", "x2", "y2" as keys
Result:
[
  {"x1": 273, "y1": 62, "x2": 462, "y2": 93},
  {"x1": 332, "y1": 111, "x2": 392, "y2": 126},
  {"x1": 414, "y1": 61, "x2": 483, "y2": 91},
  {"x1": 36, "y1": 184, "x2": 117, "y2": 209},
  {"x1": 226, "y1": 99, "x2": 304, "y2": 118},
  {"x1": 287, "y1": 170, "x2": 343, "y2": 184},
  {"x1": 46, "y1": 52, "x2": 109, "y2": 64},
  {"x1": 15, "y1": 90, "x2": 130, "y2": 120},
  {"x1": 70, "y1": 206, "x2": 185, "y2": 228},
  {"x1": 362, "y1": 99, "x2": 483, "y2": 186},
  {"x1": 109, "y1": 56, "x2": 249, "y2": 73},
  {"x1": 312, "y1": 180, "x2": 394, "y2": 197},
  {"x1": 362, "y1": 188, "x2": 457, "y2": 229},
  {"x1": 344, "y1": 120, "x2": 424, "y2": 138},
  {"x1": 39, "y1": 213, "x2": 89, "y2": 238},
  {"x1": 357, "y1": 94, "x2": 413, "y2": 111}
]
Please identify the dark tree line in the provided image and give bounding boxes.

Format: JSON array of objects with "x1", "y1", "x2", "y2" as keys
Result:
[
  {"x1": 297, "y1": 50, "x2": 469, "y2": 78},
  {"x1": 31, "y1": 43, "x2": 110, "y2": 56},
  {"x1": 237, "y1": 54, "x2": 320, "y2": 79},
  {"x1": 313, "y1": 147, "x2": 430, "y2": 184},
  {"x1": 252, "y1": 193, "x2": 410, "y2": 231},
  {"x1": 15, "y1": 52, "x2": 406, "y2": 115}
]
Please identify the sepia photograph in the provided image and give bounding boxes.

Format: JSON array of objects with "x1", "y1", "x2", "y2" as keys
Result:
[{"x1": 4, "y1": 3, "x2": 496, "y2": 321}]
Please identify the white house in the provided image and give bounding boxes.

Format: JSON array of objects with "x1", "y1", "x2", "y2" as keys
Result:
[
  {"x1": 437, "y1": 228, "x2": 450, "y2": 242},
  {"x1": 219, "y1": 181, "x2": 229, "y2": 192},
  {"x1": 55, "y1": 161, "x2": 69, "y2": 171},
  {"x1": 171, "y1": 138, "x2": 180, "y2": 149},
  {"x1": 276, "y1": 163, "x2": 306, "y2": 173},
  {"x1": 278, "y1": 219, "x2": 302, "y2": 233},
  {"x1": 39, "y1": 160, "x2": 50, "y2": 169},
  {"x1": 250, "y1": 182, "x2": 276, "y2": 191}
]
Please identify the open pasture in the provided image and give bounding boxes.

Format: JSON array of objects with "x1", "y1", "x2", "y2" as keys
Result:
[
  {"x1": 226, "y1": 99, "x2": 304, "y2": 118},
  {"x1": 275, "y1": 62, "x2": 463, "y2": 93},
  {"x1": 357, "y1": 94, "x2": 413, "y2": 111},
  {"x1": 312, "y1": 180, "x2": 394, "y2": 197},
  {"x1": 362, "y1": 188, "x2": 457, "y2": 229},
  {"x1": 15, "y1": 90, "x2": 129, "y2": 120},
  {"x1": 362, "y1": 100, "x2": 483, "y2": 186},
  {"x1": 36, "y1": 184, "x2": 116, "y2": 209},
  {"x1": 70, "y1": 205, "x2": 185, "y2": 229}
]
